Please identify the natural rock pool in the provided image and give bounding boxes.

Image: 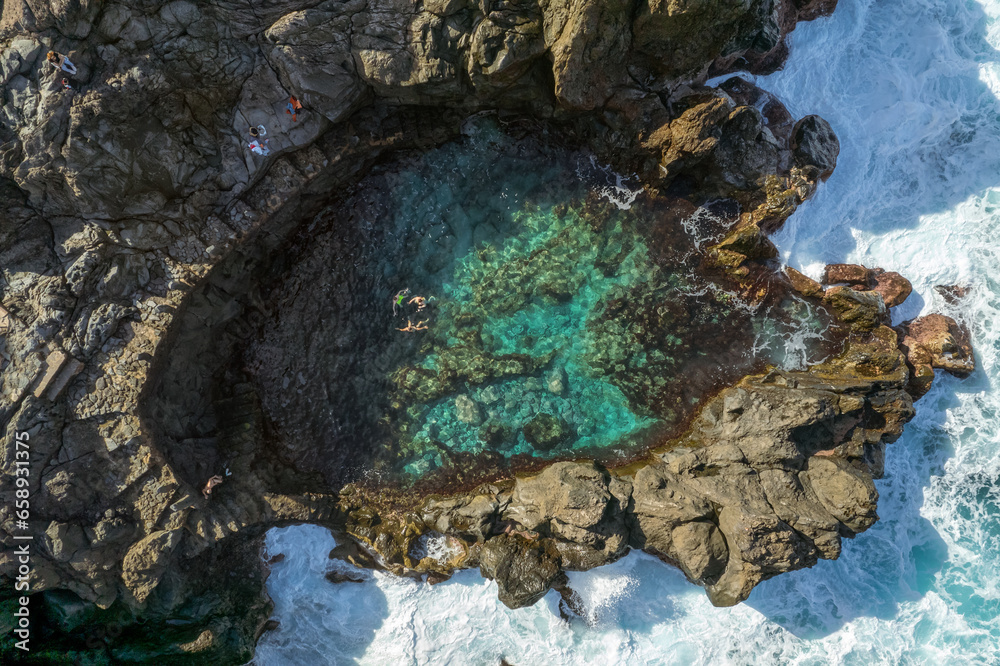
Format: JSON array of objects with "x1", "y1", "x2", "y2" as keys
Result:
[{"x1": 240, "y1": 119, "x2": 838, "y2": 489}]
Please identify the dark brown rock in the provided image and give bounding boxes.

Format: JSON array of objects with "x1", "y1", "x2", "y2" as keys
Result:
[
  {"x1": 478, "y1": 534, "x2": 563, "y2": 609},
  {"x1": 934, "y1": 284, "x2": 971, "y2": 304},
  {"x1": 791, "y1": 115, "x2": 840, "y2": 181},
  {"x1": 324, "y1": 570, "x2": 365, "y2": 584}
]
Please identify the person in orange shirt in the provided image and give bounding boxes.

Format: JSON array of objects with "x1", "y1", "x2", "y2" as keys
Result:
[{"x1": 285, "y1": 95, "x2": 303, "y2": 122}]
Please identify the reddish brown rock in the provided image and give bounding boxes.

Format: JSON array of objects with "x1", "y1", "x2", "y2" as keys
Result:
[
  {"x1": 785, "y1": 266, "x2": 824, "y2": 298},
  {"x1": 898, "y1": 314, "x2": 976, "y2": 378},
  {"x1": 823, "y1": 263, "x2": 873, "y2": 287},
  {"x1": 872, "y1": 270, "x2": 912, "y2": 308}
]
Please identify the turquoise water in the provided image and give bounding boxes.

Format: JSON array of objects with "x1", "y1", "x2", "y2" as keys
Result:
[
  {"x1": 253, "y1": 118, "x2": 832, "y2": 484},
  {"x1": 257, "y1": 1, "x2": 1000, "y2": 659}
]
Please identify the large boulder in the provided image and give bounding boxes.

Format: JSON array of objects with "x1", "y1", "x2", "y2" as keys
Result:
[
  {"x1": 823, "y1": 263, "x2": 873, "y2": 287},
  {"x1": 504, "y1": 461, "x2": 630, "y2": 569},
  {"x1": 898, "y1": 314, "x2": 976, "y2": 379},
  {"x1": 791, "y1": 114, "x2": 839, "y2": 181},
  {"x1": 265, "y1": 3, "x2": 369, "y2": 123},
  {"x1": 823, "y1": 285, "x2": 886, "y2": 333},
  {"x1": 478, "y1": 534, "x2": 563, "y2": 609},
  {"x1": 872, "y1": 269, "x2": 912, "y2": 308}
]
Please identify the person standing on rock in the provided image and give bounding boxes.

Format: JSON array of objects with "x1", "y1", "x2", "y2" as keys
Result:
[{"x1": 46, "y1": 51, "x2": 77, "y2": 75}]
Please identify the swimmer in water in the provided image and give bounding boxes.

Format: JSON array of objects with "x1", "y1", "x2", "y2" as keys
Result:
[
  {"x1": 397, "y1": 319, "x2": 428, "y2": 332},
  {"x1": 393, "y1": 288, "x2": 410, "y2": 315}
]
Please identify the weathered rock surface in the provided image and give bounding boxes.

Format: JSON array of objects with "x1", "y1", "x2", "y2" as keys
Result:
[
  {"x1": 354, "y1": 330, "x2": 919, "y2": 609},
  {"x1": 0, "y1": 0, "x2": 973, "y2": 661},
  {"x1": 872, "y1": 269, "x2": 913, "y2": 308},
  {"x1": 897, "y1": 313, "x2": 976, "y2": 398}
]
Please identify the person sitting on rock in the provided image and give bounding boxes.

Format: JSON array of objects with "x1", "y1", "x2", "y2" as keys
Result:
[
  {"x1": 202, "y1": 475, "x2": 224, "y2": 499},
  {"x1": 46, "y1": 51, "x2": 77, "y2": 75},
  {"x1": 397, "y1": 319, "x2": 428, "y2": 332},
  {"x1": 248, "y1": 136, "x2": 270, "y2": 156},
  {"x1": 285, "y1": 96, "x2": 303, "y2": 122}
]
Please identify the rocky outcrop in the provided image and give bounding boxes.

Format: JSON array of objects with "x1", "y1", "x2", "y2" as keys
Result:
[
  {"x1": 346, "y1": 325, "x2": 917, "y2": 608},
  {"x1": 0, "y1": 0, "x2": 973, "y2": 662},
  {"x1": 897, "y1": 314, "x2": 976, "y2": 398}
]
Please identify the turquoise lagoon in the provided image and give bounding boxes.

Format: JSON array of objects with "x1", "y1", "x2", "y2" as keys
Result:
[{"x1": 250, "y1": 118, "x2": 835, "y2": 486}]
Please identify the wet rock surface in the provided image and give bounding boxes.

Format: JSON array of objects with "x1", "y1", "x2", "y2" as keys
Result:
[{"x1": 0, "y1": 0, "x2": 975, "y2": 662}]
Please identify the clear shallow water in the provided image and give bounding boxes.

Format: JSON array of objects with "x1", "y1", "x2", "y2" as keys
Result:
[
  {"x1": 255, "y1": 0, "x2": 1000, "y2": 662},
  {"x1": 249, "y1": 119, "x2": 828, "y2": 486}
]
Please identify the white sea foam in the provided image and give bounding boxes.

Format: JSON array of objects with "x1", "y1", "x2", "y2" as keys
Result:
[
  {"x1": 576, "y1": 156, "x2": 643, "y2": 210},
  {"x1": 256, "y1": 1, "x2": 1000, "y2": 663}
]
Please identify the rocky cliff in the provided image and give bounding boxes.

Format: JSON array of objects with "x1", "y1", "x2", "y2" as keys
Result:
[{"x1": 0, "y1": 0, "x2": 976, "y2": 662}]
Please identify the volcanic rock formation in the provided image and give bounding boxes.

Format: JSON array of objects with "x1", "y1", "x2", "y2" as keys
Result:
[{"x1": 0, "y1": 0, "x2": 976, "y2": 662}]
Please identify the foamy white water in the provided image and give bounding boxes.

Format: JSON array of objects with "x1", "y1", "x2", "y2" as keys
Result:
[{"x1": 255, "y1": 1, "x2": 1000, "y2": 663}]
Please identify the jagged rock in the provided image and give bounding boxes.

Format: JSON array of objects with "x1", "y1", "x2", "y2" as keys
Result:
[
  {"x1": 632, "y1": 0, "x2": 784, "y2": 80},
  {"x1": 785, "y1": 266, "x2": 824, "y2": 298},
  {"x1": 898, "y1": 314, "x2": 976, "y2": 378},
  {"x1": 644, "y1": 96, "x2": 732, "y2": 179},
  {"x1": 791, "y1": 114, "x2": 840, "y2": 181},
  {"x1": 121, "y1": 529, "x2": 183, "y2": 604},
  {"x1": 823, "y1": 263, "x2": 873, "y2": 287},
  {"x1": 44, "y1": 521, "x2": 88, "y2": 563},
  {"x1": 670, "y1": 520, "x2": 728, "y2": 583},
  {"x1": 823, "y1": 285, "x2": 886, "y2": 333},
  {"x1": 504, "y1": 461, "x2": 629, "y2": 569},
  {"x1": 713, "y1": 223, "x2": 779, "y2": 261},
  {"x1": 934, "y1": 284, "x2": 970, "y2": 304},
  {"x1": 478, "y1": 534, "x2": 563, "y2": 609},
  {"x1": 800, "y1": 456, "x2": 879, "y2": 534},
  {"x1": 265, "y1": 4, "x2": 368, "y2": 124},
  {"x1": 324, "y1": 570, "x2": 365, "y2": 584},
  {"x1": 872, "y1": 269, "x2": 912, "y2": 308},
  {"x1": 421, "y1": 493, "x2": 499, "y2": 542},
  {"x1": 707, "y1": 505, "x2": 818, "y2": 607}
]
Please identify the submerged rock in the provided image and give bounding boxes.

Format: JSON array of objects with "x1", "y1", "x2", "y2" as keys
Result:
[
  {"x1": 455, "y1": 394, "x2": 483, "y2": 425},
  {"x1": 522, "y1": 413, "x2": 572, "y2": 451}
]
